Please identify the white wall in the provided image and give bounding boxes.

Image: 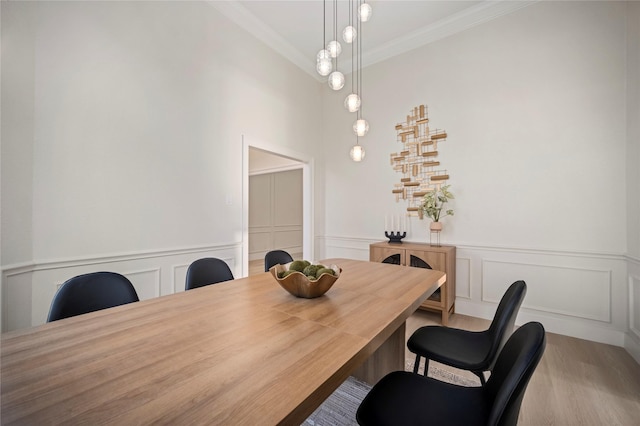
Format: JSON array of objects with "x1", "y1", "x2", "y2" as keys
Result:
[
  {"x1": 1, "y1": 1, "x2": 323, "y2": 330},
  {"x1": 322, "y1": 0, "x2": 634, "y2": 346},
  {"x1": 625, "y1": 0, "x2": 640, "y2": 363},
  {"x1": 1, "y1": 1, "x2": 35, "y2": 265}
]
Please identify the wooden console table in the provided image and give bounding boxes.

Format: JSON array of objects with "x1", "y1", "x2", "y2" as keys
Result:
[{"x1": 370, "y1": 241, "x2": 456, "y2": 325}]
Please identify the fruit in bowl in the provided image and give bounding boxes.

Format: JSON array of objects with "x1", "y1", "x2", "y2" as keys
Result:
[{"x1": 269, "y1": 260, "x2": 341, "y2": 299}]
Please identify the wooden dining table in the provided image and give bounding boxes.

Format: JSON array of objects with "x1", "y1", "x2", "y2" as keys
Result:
[{"x1": 1, "y1": 258, "x2": 445, "y2": 425}]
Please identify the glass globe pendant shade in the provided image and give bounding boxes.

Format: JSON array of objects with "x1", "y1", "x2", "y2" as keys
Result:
[
  {"x1": 350, "y1": 144, "x2": 365, "y2": 162},
  {"x1": 342, "y1": 26, "x2": 357, "y2": 43},
  {"x1": 358, "y1": 3, "x2": 373, "y2": 22},
  {"x1": 328, "y1": 71, "x2": 345, "y2": 91},
  {"x1": 317, "y1": 49, "x2": 331, "y2": 61},
  {"x1": 353, "y1": 118, "x2": 369, "y2": 136},
  {"x1": 317, "y1": 58, "x2": 333, "y2": 76},
  {"x1": 344, "y1": 93, "x2": 361, "y2": 112},
  {"x1": 327, "y1": 40, "x2": 342, "y2": 58}
]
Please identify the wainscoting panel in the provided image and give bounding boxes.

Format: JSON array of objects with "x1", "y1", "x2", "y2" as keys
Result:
[
  {"x1": 3, "y1": 267, "x2": 33, "y2": 332},
  {"x1": 320, "y1": 237, "x2": 371, "y2": 262},
  {"x1": 323, "y1": 236, "x2": 629, "y2": 346},
  {"x1": 249, "y1": 229, "x2": 271, "y2": 253},
  {"x1": 630, "y1": 273, "x2": 640, "y2": 339},
  {"x1": 248, "y1": 170, "x2": 303, "y2": 261},
  {"x1": 127, "y1": 268, "x2": 162, "y2": 301},
  {"x1": 456, "y1": 257, "x2": 471, "y2": 299},
  {"x1": 625, "y1": 257, "x2": 640, "y2": 364},
  {"x1": 1, "y1": 244, "x2": 242, "y2": 332},
  {"x1": 273, "y1": 228, "x2": 303, "y2": 249},
  {"x1": 482, "y1": 259, "x2": 612, "y2": 322},
  {"x1": 173, "y1": 263, "x2": 190, "y2": 293}
]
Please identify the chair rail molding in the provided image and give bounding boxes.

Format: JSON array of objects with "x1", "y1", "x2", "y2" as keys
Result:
[{"x1": 1, "y1": 242, "x2": 242, "y2": 332}]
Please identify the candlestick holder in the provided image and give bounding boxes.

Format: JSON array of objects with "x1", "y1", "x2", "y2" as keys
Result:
[{"x1": 385, "y1": 231, "x2": 406, "y2": 244}]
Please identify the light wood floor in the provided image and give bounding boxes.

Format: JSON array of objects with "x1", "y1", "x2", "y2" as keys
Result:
[
  {"x1": 408, "y1": 310, "x2": 640, "y2": 426},
  {"x1": 250, "y1": 259, "x2": 640, "y2": 425}
]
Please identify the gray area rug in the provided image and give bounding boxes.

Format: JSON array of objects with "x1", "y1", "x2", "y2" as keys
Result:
[{"x1": 303, "y1": 364, "x2": 478, "y2": 426}]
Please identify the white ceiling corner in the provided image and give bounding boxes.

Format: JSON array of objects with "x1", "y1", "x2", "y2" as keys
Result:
[
  {"x1": 209, "y1": 1, "x2": 538, "y2": 81},
  {"x1": 208, "y1": 0, "x2": 316, "y2": 73},
  {"x1": 364, "y1": 1, "x2": 539, "y2": 68}
]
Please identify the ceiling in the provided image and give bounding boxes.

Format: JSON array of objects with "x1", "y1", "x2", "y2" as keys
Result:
[{"x1": 210, "y1": 0, "x2": 537, "y2": 79}]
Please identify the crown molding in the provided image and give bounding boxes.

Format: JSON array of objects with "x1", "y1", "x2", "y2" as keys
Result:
[
  {"x1": 360, "y1": 0, "x2": 539, "y2": 71},
  {"x1": 207, "y1": 0, "x2": 316, "y2": 76},
  {"x1": 208, "y1": 0, "x2": 538, "y2": 81}
]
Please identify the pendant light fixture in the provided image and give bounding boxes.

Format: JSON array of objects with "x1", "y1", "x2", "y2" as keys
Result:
[
  {"x1": 344, "y1": 0, "x2": 360, "y2": 113},
  {"x1": 317, "y1": 0, "x2": 332, "y2": 76},
  {"x1": 358, "y1": 1, "x2": 372, "y2": 22},
  {"x1": 350, "y1": 136, "x2": 366, "y2": 162},
  {"x1": 353, "y1": 0, "x2": 369, "y2": 137},
  {"x1": 314, "y1": 0, "x2": 371, "y2": 159},
  {"x1": 342, "y1": 0, "x2": 357, "y2": 44},
  {"x1": 343, "y1": 26, "x2": 356, "y2": 43},
  {"x1": 327, "y1": 0, "x2": 344, "y2": 91}
]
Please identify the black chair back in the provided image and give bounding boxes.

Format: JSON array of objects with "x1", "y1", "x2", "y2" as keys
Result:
[
  {"x1": 185, "y1": 257, "x2": 234, "y2": 290},
  {"x1": 485, "y1": 321, "x2": 546, "y2": 426},
  {"x1": 485, "y1": 280, "x2": 527, "y2": 370},
  {"x1": 47, "y1": 272, "x2": 139, "y2": 322},
  {"x1": 264, "y1": 250, "x2": 294, "y2": 272}
]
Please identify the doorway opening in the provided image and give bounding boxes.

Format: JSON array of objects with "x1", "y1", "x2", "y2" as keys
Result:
[{"x1": 242, "y1": 137, "x2": 313, "y2": 277}]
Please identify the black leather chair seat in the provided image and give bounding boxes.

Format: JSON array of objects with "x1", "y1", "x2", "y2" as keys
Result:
[
  {"x1": 357, "y1": 322, "x2": 546, "y2": 426},
  {"x1": 357, "y1": 371, "x2": 488, "y2": 426},
  {"x1": 407, "y1": 326, "x2": 493, "y2": 371},
  {"x1": 408, "y1": 280, "x2": 527, "y2": 385}
]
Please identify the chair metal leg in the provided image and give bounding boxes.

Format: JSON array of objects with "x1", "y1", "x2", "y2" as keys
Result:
[
  {"x1": 413, "y1": 356, "x2": 421, "y2": 374},
  {"x1": 413, "y1": 356, "x2": 432, "y2": 376}
]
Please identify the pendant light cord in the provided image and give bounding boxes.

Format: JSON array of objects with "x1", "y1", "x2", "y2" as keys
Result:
[
  {"x1": 358, "y1": 0, "x2": 362, "y2": 120},
  {"x1": 350, "y1": 0, "x2": 354, "y2": 92},
  {"x1": 323, "y1": 0, "x2": 326, "y2": 49},
  {"x1": 334, "y1": 0, "x2": 338, "y2": 70}
]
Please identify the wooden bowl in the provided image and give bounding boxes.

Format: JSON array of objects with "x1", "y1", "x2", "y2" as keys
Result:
[{"x1": 269, "y1": 263, "x2": 341, "y2": 299}]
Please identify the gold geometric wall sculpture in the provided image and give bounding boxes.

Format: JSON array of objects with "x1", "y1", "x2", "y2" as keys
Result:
[{"x1": 391, "y1": 104, "x2": 450, "y2": 217}]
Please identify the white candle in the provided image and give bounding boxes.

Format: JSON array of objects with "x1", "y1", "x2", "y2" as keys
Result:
[{"x1": 385, "y1": 215, "x2": 388, "y2": 232}]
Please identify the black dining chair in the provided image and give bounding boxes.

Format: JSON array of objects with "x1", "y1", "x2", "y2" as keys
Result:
[
  {"x1": 356, "y1": 321, "x2": 546, "y2": 426},
  {"x1": 264, "y1": 249, "x2": 294, "y2": 272},
  {"x1": 185, "y1": 257, "x2": 234, "y2": 291},
  {"x1": 407, "y1": 280, "x2": 527, "y2": 385},
  {"x1": 47, "y1": 272, "x2": 139, "y2": 322}
]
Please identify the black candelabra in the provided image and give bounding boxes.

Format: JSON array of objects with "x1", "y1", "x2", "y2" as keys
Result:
[
  {"x1": 385, "y1": 214, "x2": 407, "y2": 243},
  {"x1": 385, "y1": 231, "x2": 406, "y2": 244}
]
